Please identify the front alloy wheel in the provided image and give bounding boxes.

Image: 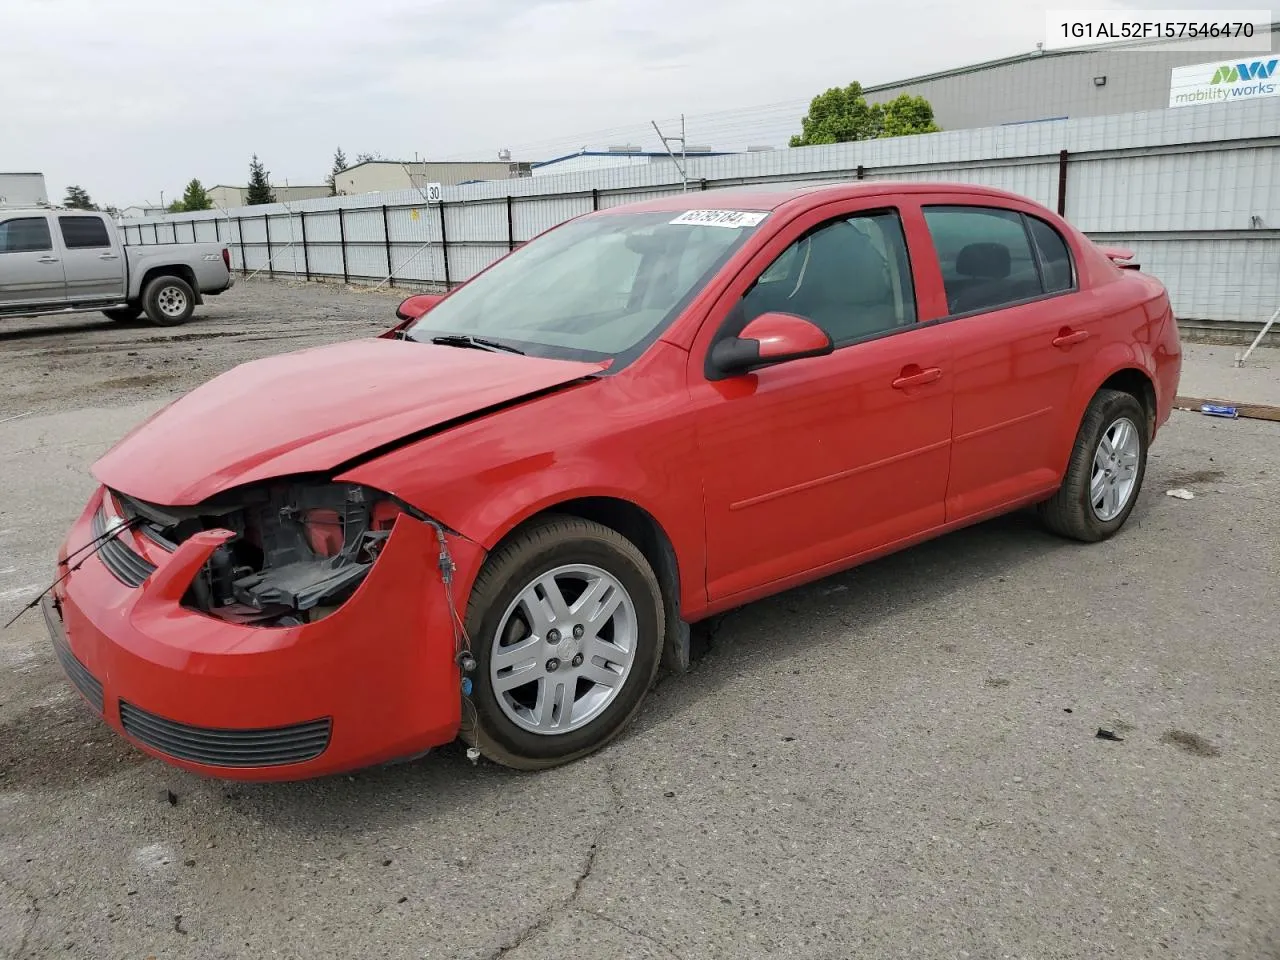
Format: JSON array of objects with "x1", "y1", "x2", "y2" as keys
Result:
[{"x1": 463, "y1": 516, "x2": 664, "y2": 769}]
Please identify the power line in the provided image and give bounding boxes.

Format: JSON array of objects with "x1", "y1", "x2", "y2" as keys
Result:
[{"x1": 433, "y1": 96, "x2": 815, "y2": 162}]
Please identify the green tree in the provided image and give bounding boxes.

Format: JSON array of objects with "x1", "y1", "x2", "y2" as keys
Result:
[
  {"x1": 327, "y1": 147, "x2": 348, "y2": 195},
  {"x1": 178, "y1": 178, "x2": 212, "y2": 211},
  {"x1": 63, "y1": 185, "x2": 98, "y2": 210},
  {"x1": 246, "y1": 154, "x2": 276, "y2": 205},
  {"x1": 789, "y1": 83, "x2": 940, "y2": 146},
  {"x1": 168, "y1": 200, "x2": 184, "y2": 213},
  {"x1": 876, "y1": 93, "x2": 942, "y2": 138},
  {"x1": 354, "y1": 151, "x2": 383, "y2": 164}
]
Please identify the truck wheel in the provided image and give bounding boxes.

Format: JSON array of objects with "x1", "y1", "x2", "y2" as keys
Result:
[
  {"x1": 103, "y1": 307, "x2": 142, "y2": 323},
  {"x1": 142, "y1": 276, "x2": 195, "y2": 326}
]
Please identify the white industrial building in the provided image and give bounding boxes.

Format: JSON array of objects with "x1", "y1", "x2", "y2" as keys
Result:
[
  {"x1": 207, "y1": 184, "x2": 331, "y2": 209},
  {"x1": 334, "y1": 160, "x2": 533, "y2": 196},
  {"x1": 0, "y1": 172, "x2": 48, "y2": 208}
]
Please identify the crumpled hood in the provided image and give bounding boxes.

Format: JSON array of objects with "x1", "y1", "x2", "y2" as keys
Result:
[{"x1": 93, "y1": 337, "x2": 604, "y2": 505}]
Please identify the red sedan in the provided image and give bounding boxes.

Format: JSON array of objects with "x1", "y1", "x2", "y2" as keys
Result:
[{"x1": 44, "y1": 182, "x2": 1181, "y2": 779}]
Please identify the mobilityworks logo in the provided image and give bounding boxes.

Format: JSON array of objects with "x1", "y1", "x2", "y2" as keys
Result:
[
  {"x1": 1211, "y1": 60, "x2": 1278, "y2": 84},
  {"x1": 1171, "y1": 57, "x2": 1280, "y2": 107}
]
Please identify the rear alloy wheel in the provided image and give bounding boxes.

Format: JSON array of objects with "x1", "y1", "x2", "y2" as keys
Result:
[
  {"x1": 462, "y1": 516, "x2": 664, "y2": 770},
  {"x1": 1038, "y1": 388, "x2": 1148, "y2": 542},
  {"x1": 142, "y1": 275, "x2": 195, "y2": 326}
]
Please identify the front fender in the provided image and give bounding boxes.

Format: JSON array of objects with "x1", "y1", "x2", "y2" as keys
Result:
[{"x1": 334, "y1": 361, "x2": 710, "y2": 618}]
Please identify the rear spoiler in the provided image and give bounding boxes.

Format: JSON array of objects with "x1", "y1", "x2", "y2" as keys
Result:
[{"x1": 1098, "y1": 245, "x2": 1141, "y2": 271}]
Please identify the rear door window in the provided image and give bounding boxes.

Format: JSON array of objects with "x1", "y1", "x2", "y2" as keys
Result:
[
  {"x1": 923, "y1": 205, "x2": 1044, "y2": 315},
  {"x1": 0, "y1": 217, "x2": 53, "y2": 253},
  {"x1": 58, "y1": 216, "x2": 112, "y2": 250}
]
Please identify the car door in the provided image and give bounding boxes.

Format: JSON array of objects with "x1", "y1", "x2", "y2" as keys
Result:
[
  {"x1": 914, "y1": 199, "x2": 1104, "y2": 521},
  {"x1": 0, "y1": 214, "x2": 66, "y2": 307},
  {"x1": 56, "y1": 213, "x2": 126, "y2": 301},
  {"x1": 691, "y1": 202, "x2": 955, "y2": 602}
]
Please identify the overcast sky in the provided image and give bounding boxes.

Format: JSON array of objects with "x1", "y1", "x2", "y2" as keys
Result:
[{"x1": 3, "y1": 0, "x2": 1270, "y2": 207}]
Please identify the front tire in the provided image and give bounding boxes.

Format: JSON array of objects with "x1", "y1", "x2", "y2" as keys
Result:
[
  {"x1": 1038, "y1": 388, "x2": 1148, "y2": 542},
  {"x1": 142, "y1": 275, "x2": 195, "y2": 326},
  {"x1": 462, "y1": 516, "x2": 665, "y2": 770}
]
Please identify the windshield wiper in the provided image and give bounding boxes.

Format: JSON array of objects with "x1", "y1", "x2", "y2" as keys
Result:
[{"x1": 429, "y1": 334, "x2": 525, "y2": 355}]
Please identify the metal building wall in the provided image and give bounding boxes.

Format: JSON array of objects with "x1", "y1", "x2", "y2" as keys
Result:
[
  {"x1": 862, "y1": 24, "x2": 1280, "y2": 128},
  {"x1": 120, "y1": 98, "x2": 1280, "y2": 324}
]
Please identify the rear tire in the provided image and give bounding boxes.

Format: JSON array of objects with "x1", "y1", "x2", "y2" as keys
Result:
[
  {"x1": 461, "y1": 516, "x2": 665, "y2": 770},
  {"x1": 103, "y1": 306, "x2": 142, "y2": 323},
  {"x1": 142, "y1": 275, "x2": 195, "y2": 326},
  {"x1": 1038, "y1": 388, "x2": 1148, "y2": 542}
]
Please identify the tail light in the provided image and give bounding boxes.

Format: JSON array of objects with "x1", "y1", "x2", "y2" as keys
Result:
[{"x1": 222, "y1": 247, "x2": 231, "y2": 271}]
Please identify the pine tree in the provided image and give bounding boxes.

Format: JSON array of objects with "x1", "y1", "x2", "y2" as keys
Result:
[
  {"x1": 327, "y1": 147, "x2": 348, "y2": 196},
  {"x1": 63, "y1": 185, "x2": 98, "y2": 210},
  {"x1": 179, "y1": 179, "x2": 212, "y2": 211},
  {"x1": 246, "y1": 155, "x2": 276, "y2": 205}
]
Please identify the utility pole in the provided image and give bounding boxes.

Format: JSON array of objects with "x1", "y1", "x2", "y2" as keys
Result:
[{"x1": 651, "y1": 114, "x2": 689, "y2": 192}]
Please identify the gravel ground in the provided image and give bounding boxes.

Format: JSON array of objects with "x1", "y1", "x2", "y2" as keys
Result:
[{"x1": 1, "y1": 279, "x2": 1278, "y2": 960}]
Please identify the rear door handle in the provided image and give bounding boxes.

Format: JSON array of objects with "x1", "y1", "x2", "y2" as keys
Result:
[
  {"x1": 37, "y1": 256, "x2": 59, "y2": 264},
  {"x1": 1052, "y1": 329, "x2": 1090, "y2": 348},
  {"x1": 98, "y1": 253, "x2": 120, "y2": 260},
  {"x1": 892, "y1": 367, "x2": 943, "y2": 389}
]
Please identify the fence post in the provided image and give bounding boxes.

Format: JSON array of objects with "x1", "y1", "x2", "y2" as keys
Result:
[
  {"x1": 236, "y1": 217, "x2": 246, "y2": 274},
  {"x1": 856, "y1": 165, "x2": 865, "y2": 180},
  {"x1": 338, "y1": 208, "x2": 349, "y2": 284},
  {"x1": 299, "y1": 211, "x2": 311, "y2": 281},
  {"x1": 700, "y1": 179, "x2": 708, "y2": 191},
  {"x1": 213, "y1": 219, "x2": 220, "y2": 243},
  {"x1": 1057, "y1": 150, "x2": 1069, "y2": 217},
  {"x1": 439, "y1": 201, "x2": 451, "y2": 289},
  {"x1": 264, "y1": 216, "x2": 274, "y2": 279},
  {"x1": 506, "y1": 195, "x2": 515, "y2": 251},
  {"x1": 381, "y1": 204, "x2": 394, "y2": 287},
  {"x1": 152, "y1": 223, "x2": 159, "y2": 245},
  {"x1": 591, "y1": 188, "x2": 599, "y2": 211}
]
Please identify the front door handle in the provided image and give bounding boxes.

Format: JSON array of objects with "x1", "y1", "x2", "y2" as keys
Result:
[
  {"x1": 892, "y1": 366, "x2": 943, "y2": 389},
  {"x1": 98, "y1": 253, "x2": 120, "y2": 260},
  {"x1": 1052, "y1": 329, "x2": 1090, "y2": 348},
  {"x1": 37, "y1": 256, "x2": 59, "y2": 264}
]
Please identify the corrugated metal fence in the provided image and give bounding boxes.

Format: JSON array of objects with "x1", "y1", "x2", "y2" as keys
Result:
[{"x1": 121, "y1": 99, "x2": 1280, "y2": 324}]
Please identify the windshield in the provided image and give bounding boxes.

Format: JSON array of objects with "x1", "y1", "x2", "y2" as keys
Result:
[{"x1": 405, "y1": 209, "x2": 767, "y2": 362}]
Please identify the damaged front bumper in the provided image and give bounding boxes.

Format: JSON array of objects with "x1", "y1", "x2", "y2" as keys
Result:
[{"x1": 46, "y1": 486, "x2": 485, "y2": 781}]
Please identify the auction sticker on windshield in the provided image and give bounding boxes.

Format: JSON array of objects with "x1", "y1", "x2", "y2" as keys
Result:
[{"x1": 669, "y1": 210, "x2": 769, "y2": 228}]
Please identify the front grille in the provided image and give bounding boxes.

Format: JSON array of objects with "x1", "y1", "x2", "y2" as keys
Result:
[
  {"x1": 92, "y1": 506, "x2": 156, "y2": 587},
  {"x1": 118, "y1": 702, "x2": 332, "y2": 767},
  {"x1": 49, "y1": 620, "x2": 104, "y2": 714}
]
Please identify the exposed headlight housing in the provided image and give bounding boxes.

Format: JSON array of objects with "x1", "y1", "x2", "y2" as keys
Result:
[{"x1": 114, "y1": 479, "x2": 417, "y2": 626}]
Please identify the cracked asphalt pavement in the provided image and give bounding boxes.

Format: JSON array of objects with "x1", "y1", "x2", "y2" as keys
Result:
[{"x1": 2, "y1": 279, "x2": 1278, "y2": 959}]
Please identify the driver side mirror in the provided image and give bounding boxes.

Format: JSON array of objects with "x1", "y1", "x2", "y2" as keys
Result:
[
  {"x1": 708, "y1": 312, "x2": 833, "y2": 379},
  {"x1": 396, "y1": 292, "x2": 445, "y2": 321}
]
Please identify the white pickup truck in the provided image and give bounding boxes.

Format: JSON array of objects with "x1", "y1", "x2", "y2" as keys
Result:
[{"x1": 0, "y1": 208, "x2": 234, "y2": 326}]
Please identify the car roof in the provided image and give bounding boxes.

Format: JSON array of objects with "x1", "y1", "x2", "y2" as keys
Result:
[{"x1": 598, "y1": 181, "x2": 1043, "y2": 215}]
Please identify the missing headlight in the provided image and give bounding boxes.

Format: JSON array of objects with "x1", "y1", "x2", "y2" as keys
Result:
[{"x1": 114, "y1": 480, "x2": 414, "y2": 626}]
